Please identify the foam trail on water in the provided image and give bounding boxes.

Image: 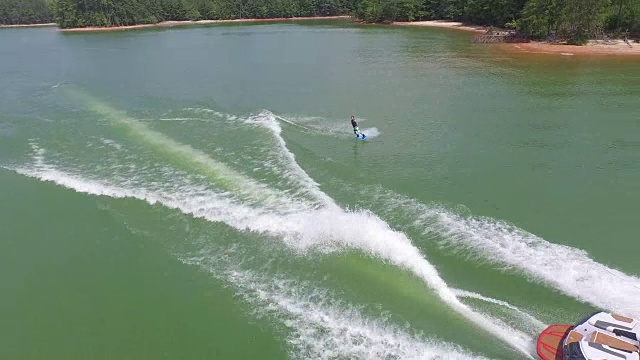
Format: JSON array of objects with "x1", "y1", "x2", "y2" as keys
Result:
[
  {"x1": 431, "y1": 210, "x2": 640, "y2": 318},
  {"x1": 10, "y1": 147, "x2": 535, "y2": 358},
  {"x1": 452, "y1": 289, "x2": 548, "y2": 332},
  {"x1": 14, "y1": 166, "x2": 158, "y2": 202},
  {"x1": 273, "y1": 114, "x2": 312, "y2": 131},
  {"x1": 181, "y1": 251, "x2": 493, "y2": 360},
  {"x1": 138, "y1": 117, "x2": 218, "y2": 123},
  {"x1": 244, "y1": 110, "x2": 338, "y2": 209},
  {"x1": 182, "y1": 107, "x2": 239, "y2": 122}
]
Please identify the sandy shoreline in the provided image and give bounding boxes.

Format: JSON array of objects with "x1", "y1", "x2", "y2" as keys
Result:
[
  {"x1": 392, "y1": 20, "x2": 490, "y2": 34},
  {"x1": 506, "y1": 40, "x2": 639, "y2": 56},
  {"x1": 59, "y1": 16, "x2": 350, "y2": 32},
  {"x1": 0, "y1": 23, "x2": 56, "y2": 29},
  {"x1": 6, "y1": 17, "x2": 637, "y2": 56},
  {"x1": 393, "y1": 20, "x2": 639, "y2": 56}
]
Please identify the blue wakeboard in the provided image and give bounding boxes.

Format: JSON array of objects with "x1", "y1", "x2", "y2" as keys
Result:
[{"x1": 355, "y1": 134, "x2": 368, "y2": 140}]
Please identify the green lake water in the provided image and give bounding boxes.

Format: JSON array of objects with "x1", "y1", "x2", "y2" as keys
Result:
[{"x1": 1, "y1": 20, "x2": 639, "y2": 359}]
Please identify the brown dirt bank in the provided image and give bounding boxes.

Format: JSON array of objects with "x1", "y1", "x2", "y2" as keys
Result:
[{"x1": 393, "y1": 20, "x2": 639, "y2": 57}]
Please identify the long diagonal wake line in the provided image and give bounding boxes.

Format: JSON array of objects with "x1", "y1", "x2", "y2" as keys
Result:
[{"x1": 431, "y1": 209, "x2": 640, "y2": 318}]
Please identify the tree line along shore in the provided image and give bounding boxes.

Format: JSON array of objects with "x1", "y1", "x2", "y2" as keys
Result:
[{"x1": 1, "y1": 0, "x2": 638, "y2": 46}]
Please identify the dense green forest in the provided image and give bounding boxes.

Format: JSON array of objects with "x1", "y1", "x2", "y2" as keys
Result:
[
  {"x1": 0, "y1": 0, "x2": 53, "y2": 24},
  {"x1": 1, "y1": 0, "x2": 638, "y2": 44}
]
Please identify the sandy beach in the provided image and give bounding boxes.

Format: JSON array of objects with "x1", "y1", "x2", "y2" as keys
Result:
[
  {"x1": 393, "y1": 20, "x2": 639, "y2": 57},
  {"x1": 507, "y1": 40, "x2": 639, "y2": 56},
  {"x1": 392, "y1": 20, "x2": 490, "y2": 34},
  {"x1": 0, "y1": 23, "x2": 56, "y2": 29},
  {"x1": 59, "y1": 16, "x2": 350, "y2": 32}
]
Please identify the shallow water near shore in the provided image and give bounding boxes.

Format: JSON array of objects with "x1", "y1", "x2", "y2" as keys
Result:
[{"x1": 1, "y1": 20, "x2": 639, "y2": 359}]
